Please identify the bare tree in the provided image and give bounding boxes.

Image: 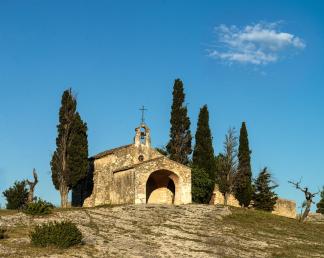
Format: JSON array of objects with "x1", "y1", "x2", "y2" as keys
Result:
[
  {"x1": 288, "y1": 180, "x2": 320, "y2": 222},
  {"x1": 218, "y1": 127, "x2": 238, "y2": 206},
  {"x1": 26, "y1": 168, "x2": 38, "y2": 203}
]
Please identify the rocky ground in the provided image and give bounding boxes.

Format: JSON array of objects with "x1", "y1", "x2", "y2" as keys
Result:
[{"x1": 0, "y1": 204, "x2": 324, "y2": 257}]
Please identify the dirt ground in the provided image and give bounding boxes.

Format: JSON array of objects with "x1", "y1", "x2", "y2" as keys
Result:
[{"x1": 0, "y1": 204, "x2": 324, "y2": 257}]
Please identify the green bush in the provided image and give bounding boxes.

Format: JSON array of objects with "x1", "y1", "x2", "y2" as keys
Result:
[
  {"x1": 191, "y1": 166, "x2": 214, "y2": 204},
  {"x1": 0, "y1": 227, "x2": 7, "y2": 239},
  {"x1": 316, "y1": 186, "x2": 324, "y2": 214},
  {"x1": 23, "y1": 199, "x2": 54, "y2": 216},
  {"x1": 2, "y1": 180, "x2": 28, "y2": 210},
  {"x1": 30, "y1": 221, "x2": 82, "y2": 248}
]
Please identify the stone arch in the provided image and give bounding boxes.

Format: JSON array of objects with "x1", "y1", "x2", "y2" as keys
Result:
[{"x1": 146, "y1": 170, "x2": 180, "y2": 204}]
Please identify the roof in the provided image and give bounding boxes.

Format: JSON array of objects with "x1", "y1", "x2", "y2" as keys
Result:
[
  {"x1": 112, "y1": 156, "x2": 191, "y2": 174},
  {"x1": 112, "y1": 156, "x2": 165, "y2": 173},
  {"x1": 90, "y1": 144, "x2": 133, "y2": 160}
]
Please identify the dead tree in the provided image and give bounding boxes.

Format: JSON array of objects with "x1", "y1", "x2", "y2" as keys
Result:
[
  {"x1": 288, "y1": 180, "x2": 319, "y2": 222},
  {"x1": 26, "y1": 168, "x2": 38, "y2": 203},
  {"x1": 220, "y1": 128, "x2": 238, "y2": 206}
]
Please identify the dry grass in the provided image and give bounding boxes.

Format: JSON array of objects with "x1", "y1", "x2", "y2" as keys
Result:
[
  {"x1": 0, "y1": 209, "x2": 18, "y2": 216},
  {"x1": 0, "y1": 205, "x2": 323, "y2": 257},
  {"x1": 224, "y1": 207, "x2": 324, "y2": 257}
]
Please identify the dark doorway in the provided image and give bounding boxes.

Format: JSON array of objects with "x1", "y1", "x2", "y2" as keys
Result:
[{"x1": 146, "y1": 170, "x2": 178, "y2": 204}]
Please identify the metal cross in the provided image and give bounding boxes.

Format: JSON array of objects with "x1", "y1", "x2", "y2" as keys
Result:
[{"x1": 139, "y1": 105, "x2": 147, "y2": 124}]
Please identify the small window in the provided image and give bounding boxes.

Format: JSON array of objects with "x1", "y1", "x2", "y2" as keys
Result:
[{"x1": 138, "y1": 155, "x2": 144, "y2": 162}]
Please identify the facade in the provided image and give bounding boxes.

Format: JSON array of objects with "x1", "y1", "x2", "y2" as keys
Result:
[{"x1": 72, "y1": 123, "x2": 192, "y2": 207}]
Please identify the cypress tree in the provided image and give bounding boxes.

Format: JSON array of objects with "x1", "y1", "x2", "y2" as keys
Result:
[
  {"x1": 51, "y1": 89, "x2": 88, "y2": 208},
  {"x1": 253, "y1": 167, "x2": 278, "y2": 211},
  {"x1": 166, "y1": 79, "x2": 192, "y2": 165},
  {"x1": 68, "y1": 112, "x2": 88, "y2": 187},
  {"x1": 316, "y1": 186, "x2": 324, "y2": 214},
  {"x1": 192, "y1": 105, "x2": 215, "y2": 180},
  {"x1": 215, "y1": 153, "x2": 225, "y2": 188},
  {"x1": 235, "y1": 122, "x2": 253, "y2": 207}
]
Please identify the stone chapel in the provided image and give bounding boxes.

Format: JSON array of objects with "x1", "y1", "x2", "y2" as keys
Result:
[{"x1": 72, "y1": 123, "x2": 192, "y2": 207}]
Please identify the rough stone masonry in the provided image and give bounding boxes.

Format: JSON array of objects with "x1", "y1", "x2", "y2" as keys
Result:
[
  {"x1": 72, "y1": 123, "x2": 192, "y2": 207},
  {"x1": 72, "y1": 122, "x2": 296, "y2": 219},
  {"x1": 210, "y1": 185, "x2": 297, "y2": 218}
]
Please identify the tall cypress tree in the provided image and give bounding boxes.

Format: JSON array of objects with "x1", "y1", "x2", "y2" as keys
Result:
[
  {"x1": 51, "y1": 89, "x2": 88, "y2": 208},
  {"x1": 68, "y1": 112, "x2": 88, "y2": 187},
  {"x1": 166, "y1": 79, "x2": 192, "y2": 165},
  {"x1": 192, "y1": 105, "x2": 215, "y2": 180},
  {"x1": 235, "y1": 122, "x2": 253, "y2": 207}
]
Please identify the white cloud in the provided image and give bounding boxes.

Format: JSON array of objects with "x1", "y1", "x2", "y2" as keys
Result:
[{"x1": 208, "y1": 22, "x2": 305, "y2": 65}]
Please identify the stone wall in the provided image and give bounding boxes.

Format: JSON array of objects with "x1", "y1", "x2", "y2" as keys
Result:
[
  {"x1": 272, "y1": 198, "x2": 296, "y2": 218},
  {"x1": 79, "y1": 144, "x2": 163, "y2": 207},
  {"x1": 110, "y1": 169, "x2": 135, "y2": 205},
  {"x1": 74, "y1": 123, "x2": 192, "y2": 207},
  {"x1": 210, "y1": 184, "x2": 296, "y2": 218},
  {"x1": 209, "y1": 185, "x2": 240, "y2": 207},
  {"x1": 78, "y1": 144, "x2": 192, "y2": 207},
  {"x1": 148, "y1": 188, "x2": 174, "y2": 204},
  {"x1": 306, "y1": 212, "x2": 324, "y2": 223}
]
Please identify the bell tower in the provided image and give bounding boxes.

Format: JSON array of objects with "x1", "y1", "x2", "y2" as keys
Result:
[
  {"x1": 134, "y1": 123, "x2": 151, "y2": 148},
  {"x1": 134, "y1": 106, "x2": 151, "y2": 148}
]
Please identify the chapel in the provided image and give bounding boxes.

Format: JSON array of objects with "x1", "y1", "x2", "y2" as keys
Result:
[{"x1": 72, "y1": 123, "x2": 192, "y2": 207}]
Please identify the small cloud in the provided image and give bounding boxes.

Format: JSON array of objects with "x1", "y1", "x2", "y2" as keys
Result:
[{"x1": 208, "y1": 21, "x2": 306, "y2": 66}]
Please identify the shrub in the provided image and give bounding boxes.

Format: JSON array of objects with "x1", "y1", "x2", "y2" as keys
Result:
[
  {"x1": 191, "y1": 166, "x2": 214, "y2": 204},
  {"x1": 23, "y1": 199, "x2": 54, "y2": 216},
  {"x1": 2, "y1": 180, "x2": 28, "y2": 210},
  {"x1": 0, "y1": 227, "x2": 7, "y2": 239},
  {"x1": 316, "y1": 186, "x2": 324, "y2": 214},
  {"x1": 30, "y1": 221, "x2": 82, "y2": 248}
]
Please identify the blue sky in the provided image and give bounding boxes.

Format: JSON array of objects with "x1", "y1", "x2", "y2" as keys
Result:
[{"x1": 0, "y1": 0, "x2": 323, "y2": 210}]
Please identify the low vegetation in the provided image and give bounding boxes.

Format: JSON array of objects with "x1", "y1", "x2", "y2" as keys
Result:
[
  {"x1": 0, "y1": 227, "x2": 7, "y2": 239},
  {"x1": 23, "y1": 199, "x2": 54, "y2": 216},
  {"x1": 30, "y1": 221, "x2": 82, "y2": 248},
  {"x1": 0, "y1": 209, "x2": 18, "y2": 216},
  {"x1": 225, "y1": 208, "x2": 324, "y2": 257}
]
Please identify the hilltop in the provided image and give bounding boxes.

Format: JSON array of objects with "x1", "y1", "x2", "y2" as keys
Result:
[{"x1": 0, "y1": 204, "x2": 324, "y2": 257}]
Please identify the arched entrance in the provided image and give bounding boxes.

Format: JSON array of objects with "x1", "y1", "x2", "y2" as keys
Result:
[{"x1": 146, "y1": 170, "x2": 179, "y2": 204}]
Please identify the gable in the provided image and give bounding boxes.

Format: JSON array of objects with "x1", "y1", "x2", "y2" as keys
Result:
[{"x1": 90, "y1": 144, "x2": 133, "y2": 159}]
